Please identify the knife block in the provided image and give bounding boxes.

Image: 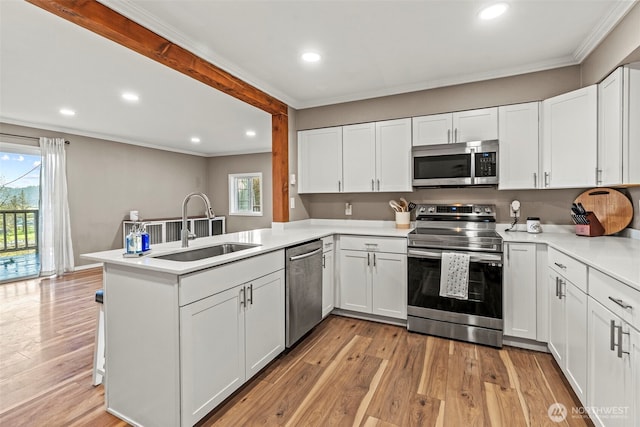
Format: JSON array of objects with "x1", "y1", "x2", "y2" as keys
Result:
[{"x1": 575, "y1": 212, "x2": 605, "y2": 237}]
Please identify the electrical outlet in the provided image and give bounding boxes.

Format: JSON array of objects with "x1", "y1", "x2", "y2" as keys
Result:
[
  {"x1": 510, "y1": 200, "x2": 521, "y2": 218},
  {"x1": 345, "y1": 203, "x2": 352, "y2": 216}
]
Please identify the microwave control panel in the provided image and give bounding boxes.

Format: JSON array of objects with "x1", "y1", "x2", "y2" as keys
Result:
[{"x1": 475, "y1": 152, "x2": 497, "y2": 177}]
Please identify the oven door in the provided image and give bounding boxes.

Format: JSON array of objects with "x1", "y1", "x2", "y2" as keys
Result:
[{"x1": 407, "y1": 247, "x2": 503, "y2": 328}]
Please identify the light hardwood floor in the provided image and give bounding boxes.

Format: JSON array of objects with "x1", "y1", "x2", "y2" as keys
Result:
[{"x1": 0, "y1": 269, "x2": 592, "y2": 426}]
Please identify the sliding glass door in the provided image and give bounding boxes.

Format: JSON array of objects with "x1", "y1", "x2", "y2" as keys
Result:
[{"x1": 0, "y1": 142, "x2": 41, "y2": 282}]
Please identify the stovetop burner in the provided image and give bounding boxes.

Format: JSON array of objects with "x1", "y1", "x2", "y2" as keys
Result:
[{"x1": 408, "y1": 204, "x2": 503, "y2": 252}]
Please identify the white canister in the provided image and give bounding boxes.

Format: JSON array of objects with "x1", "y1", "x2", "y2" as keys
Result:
[
  {"x1": 129, "y1": 210, "x2": 139, "y2": 221},
  {"x1": 527, "y1": 217, "x2": 542, "y2": 233},
  {"x1": 395, "y1": 212, "x2": 410, "y2": 229}
]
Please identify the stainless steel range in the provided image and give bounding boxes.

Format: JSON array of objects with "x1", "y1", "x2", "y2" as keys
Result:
[{"x1": 407, "y1": 204, "x2": 504, "y2": 347}]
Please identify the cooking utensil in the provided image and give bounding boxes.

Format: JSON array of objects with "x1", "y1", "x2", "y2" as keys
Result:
[
  {"x1": 574, "y1": 188, "x2": 633, "y2": 235},
  {"x1": 399, "y1": 197, "x2": 409, "y2": 211},
  {"x1": 576, "y1": 202, "x2": 587, "y2": 215},
  {"x1": 407, "y1": 202, "x2": 417, "y2": 212},
  {"x1": 571, "y1": 203, "x2": 581, "y2": 215},
  {"x1": 389, "y1": 200, "x2": 402, "y2": 212}
]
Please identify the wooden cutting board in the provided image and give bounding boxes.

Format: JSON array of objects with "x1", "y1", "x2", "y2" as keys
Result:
[{"x1": 574, "y1": 188, "x2": 633, "y2": 235}]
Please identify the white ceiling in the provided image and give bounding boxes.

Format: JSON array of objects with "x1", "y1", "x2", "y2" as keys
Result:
[{"x1": 1, "y1": 0, "x2": 637, "y2": 156}]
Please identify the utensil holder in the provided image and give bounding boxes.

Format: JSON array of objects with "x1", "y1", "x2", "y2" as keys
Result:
[
  {"x1": 395, "y1": 212, "x2": 410, "y2": 229},
  {"x1": 575, "y1": 212, "x2": 605, "y2": 237}
]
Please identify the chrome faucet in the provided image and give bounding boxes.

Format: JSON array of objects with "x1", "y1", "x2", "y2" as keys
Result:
[{"x1": 181, "y1": 192, "x2": 215, "y2": 248}]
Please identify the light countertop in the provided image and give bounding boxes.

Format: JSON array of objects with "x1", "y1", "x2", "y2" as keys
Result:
[{"x1": 82, "y1": 219, "x2": 640, "y2": 292}]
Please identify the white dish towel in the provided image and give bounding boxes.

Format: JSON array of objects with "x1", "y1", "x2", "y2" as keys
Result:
[{"x1": 439, "y1": 252, "x2": 470, "y2": 300}]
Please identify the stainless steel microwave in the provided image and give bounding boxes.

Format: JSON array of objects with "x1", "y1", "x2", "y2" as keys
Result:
[{"x1": 412, "y1": 140, "x2": 499, "y2": 187}]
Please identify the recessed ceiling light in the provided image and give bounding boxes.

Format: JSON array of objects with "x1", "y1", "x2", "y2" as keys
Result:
[
  {"x1": 122, "y1": 92, "x2": 139, "y2": 102},
  {"x1": 190, "y1": 137, "x2": 201, "y2": 144},
  {"x1": 245, "y1": 130, "x2": 256, "y2": 137},
  {"x1": 301, "y1": 52, "x2": 321, "y2": 63},
  {"x1": 59, "y1": 108, "x2": 76, "y2": 116},
  {"x1": 479, "y1": 3, "x2": 509, "y2": 20}
]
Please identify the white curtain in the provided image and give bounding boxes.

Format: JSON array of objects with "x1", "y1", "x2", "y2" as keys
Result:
[{"x1": 39, "y1": 137, "x2": 74, "y2": 276}]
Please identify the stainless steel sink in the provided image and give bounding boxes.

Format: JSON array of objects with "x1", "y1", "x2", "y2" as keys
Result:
[{"x1": 154, "y1": 243, "x2": 261, "y2": 262}]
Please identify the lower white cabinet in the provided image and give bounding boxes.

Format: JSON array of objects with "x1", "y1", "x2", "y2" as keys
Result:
[
  {"x1": 587, "y1": 297, "x2": 636, "y2": 427},
  {"x1": 548, "y1": 266, "x2": 588, "y2": 405},
  {"x1": 322, "y1": 237, "x2": 335, "y2": 317},
  {"x1": 503, "y1": 243, "x2": 537, "y2": 339},
  {"x1": 338, "y1": 236, "x2": 406, "y2": 320},
  {"x1": 179, "y1": 270, "x2": 284, "y2": 426}
]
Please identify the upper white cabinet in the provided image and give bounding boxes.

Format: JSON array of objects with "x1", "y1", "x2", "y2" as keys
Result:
[
  {"x1": 298, "y1": 127, "x2": 343, "y2": 193},
  {"x1": 498, "y1": 102, "x2": 540, "y2": 189},
  {"x1": 542, "y1": 85, "x2": 598, "y2": 188},
  {"x1": 412, "y1": 107, "x2": 498, "y2": 146},
  {"x1": 300, "y1": 119, "x2": 411, "y2": 194},
  {"x1": 623, "y1": 64, "x2": 640, "y2": 184},
  {"x1": 598, "y1": 68, "x2": 624, "y2": 186}
]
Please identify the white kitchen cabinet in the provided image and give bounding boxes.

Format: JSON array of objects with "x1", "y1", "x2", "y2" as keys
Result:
[
  {"x1": 244, "y1": 271, "x2": 285, "y2": 379},
  {"x1": 498, "y1": 102, "x2": 540, "y2": 189},
  {"x1": 503, "y1": 243, "x2": 537, "y2": 340},
  {"x1": 587, "y1": 297, "x2": 629, "y2": 427},
  {"x1": 623, "y1": 64, "x2": 640, "y2": 184},
  {"x1": 412, "y1": 107, "x2": 498, "y2": 146},
  {"x1": 598, "y1": 67, "x2": 624, "y2": 186},
  {"x1": 338, "y1": 236, "x2": 407, "y2": 320},
  {"x1": 180, "y1": 269, "x2": 284, "y2": 426},
  {"x1": 180, "y1": 286, "x2": 245, "y2": 426},
  {"x1": 298, "y1": 127, "x2": 343, "y2": 193},
  {"x1": 631, "y1": 327, "x2": 640, "y2": 426},
  {"x1": 542, "y1": 85, "x2": 598, "y2": 188},
  {"x1": 342, "y1": 119, "x2": 411, "y2": 192},
  {"x1": 322, "y1": 236, "x2": 335, "y2": 318},
  {"x1": 376, "y1": 118, "x2": 412, "y2": 192},
  {"x1": 342, "y1": 123, "x2": 376, "y2": 192},
  {"x1": 548, "y1": 253, "x2": 588, "y2": 405}
]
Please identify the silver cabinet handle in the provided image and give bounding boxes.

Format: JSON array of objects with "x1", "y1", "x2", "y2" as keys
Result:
[
  {"x1": 247, "y1": 284, "x2": 253, "y2": 306},
  {"x1": 618, "y1": 325, "x2": 630, "y2": 358},
  {"x1": 554, "y1": 262, "x2": 566, "y2": 270},
  {"x1": 377, "y1": 179, "x2": 380, "y2": 191},
  {"x1": 608, "y1": 296, "x2": 632, "y2": 310},
  {"x1": 610, "y1": 320, "x2": 616, "y2": 351},
  {"x1": 373, "y1": 253, "x2": 376, "y2": 267},
  {"x1": 338, "y1": 180, "x2": 341, "y2": 192},
  {"x1": 367, "y1": 252, "x2": 370, "y2": 266},
  {"x1": 555, "y1": 277, "x2": 559, "y2": 297},
  {"x1": 454, "y1": 128, "x2": 458, "y2": 143},
  {"x1": 595, "y1": 167, "x2": 601, "y2": 185},
  {"x1": 371, "y1": 179, "x2": 375, "y2": 191},
  {"x1": 558, "y1": 279, "x2": 565, "y2": 299},
  {"x1": 322, "y1": 254, "x2": 326, "y2": 268},
  {"x1": 447, "y1": 129, "x2": 451, "y2": 143},
  {"x1": 240, "y1": 287, "x2": 246, "y2": 308},
  {"x1": 289, "y1": 248, "x2": 322, "y2": 261},
  {"x1": 544, "y1": 172, "x2": 549, "y2": 187},
  {"x1": 533, "y1": 172, "x2": 537, "y2": 188}
]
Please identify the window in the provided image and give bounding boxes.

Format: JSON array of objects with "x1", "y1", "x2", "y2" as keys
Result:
[{"x1": 228, "y1": 173, "x2": 262, "y2": 216}]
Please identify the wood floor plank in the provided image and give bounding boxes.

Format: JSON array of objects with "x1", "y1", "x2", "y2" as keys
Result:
[
  {"x1": 407, "y1": 394, "x2": 442, "y2": 427},
  {"x1": 476, "y1": 345, "x2": 511, "y2": 389},
  {"x1": 417, "y1": 336, "x2": 449, "y2": 400},
  {"x1": 484, "y1": 381, "x2": 528, "y2": 427},
  {"x1": 444, "y1": 351, "x2": 489, "y2": 427}
]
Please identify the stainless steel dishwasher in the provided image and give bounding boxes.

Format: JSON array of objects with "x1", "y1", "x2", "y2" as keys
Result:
[{"x1": 285, "y1": 239, "x2": 323, "y2": 348}]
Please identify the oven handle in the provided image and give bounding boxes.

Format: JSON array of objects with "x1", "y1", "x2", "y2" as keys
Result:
[{"x1": 408, "y1": 248, "x2": 503, "y2": 264}]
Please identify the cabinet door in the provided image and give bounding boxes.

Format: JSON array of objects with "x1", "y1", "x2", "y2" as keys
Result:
[
  {"x1": 343, "y1": 123, "x2": 376, "y2": 192},
  {"x1": 564, "y1": 281, "x2": 588, "y2": 405},
  {"x1": 542, "y1": 85, "x2": 598, "y2": 188},
  {"x1": 598, "y1": 68, "x2": 624, "y2": 186},
  {"x1": 503, "y1": 243, "x2": 537, "y2": 339},
  {"x1": 339, "y1": 250, "x2": 372, "y2": 313},
  {"x1": 587, "y1": 297, "x2": 627, "y2": 427},
  {"x1": 180, "y1": 286, "x2": 245, "y2": 426},
  {"x1": 298, "y1": 127, "x2": 343, "y2": 193},
  {"x1": 322, "y1": 249, "x2": 335, "y2": 318},
  {"x1": 376, "y1": 118, "x2": 412, "y2": 192},
  {"x1": 412, "y1": 113, "x2": 453, "y2": 146},
  {"x1": 452, "y1": 107, "x2": 498, "y2": 143},
  {"x1": 498, "y1": 103, "x2": 540, "y2": 189},
  {"x1": 547, "y1": 271, "x2": 565, "y2": 364},
  {"x1": 623, "y1": 66, "x2": 640, "y2": 184},
  {"x1": 245, "y1": 271, "x2": 285, "y2": 379},
  {"x1": 371, "y1": 252, "x2": 407, "y2": 319},
  {"x1": 629, "y1": 327, "x2": 640, "y2": 427}
]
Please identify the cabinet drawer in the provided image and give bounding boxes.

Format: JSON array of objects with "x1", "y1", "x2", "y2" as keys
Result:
[
  {"x1": 548, "y1": 247, "x2": 587, "y2": 292},
  {"x1": 339, "y1": 235, "x2": 406, "y2": 253},
  {"x1": 589, "y1": 268, "x2": 640, "y2": 330},
  {"x1": 322, "y1": 236, "x2": 335, "y2": 252},
  {"x1": 179, "y1": 250, "x2": 284, "y2": 306}
]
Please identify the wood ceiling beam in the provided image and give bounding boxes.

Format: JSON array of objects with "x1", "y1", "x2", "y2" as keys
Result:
[{"x1": 27, "y1": 0, "x2": 290, "y2": 223}]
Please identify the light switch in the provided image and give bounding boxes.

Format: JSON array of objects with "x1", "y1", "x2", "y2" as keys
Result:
[
  {"x1": 345, "y1": 203, "x2": 352, "y2": 216},
  {"x1": 290, "y1": 174, "x2": 296, "y2": 186},
  {"x1": 290, "y1": 197, "x2": 295, "y2": 209}
]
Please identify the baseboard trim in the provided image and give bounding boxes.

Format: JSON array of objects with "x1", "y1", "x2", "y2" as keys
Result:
[
  {"x1": 331, "y1": 308, "x2": 407, "y2": 327},
  {"x1": 503, "y1": 336, "x2": 549, "y2": 352},
  {"x1": 75, "y1": 262, "x2": 103, "y2": 271}
]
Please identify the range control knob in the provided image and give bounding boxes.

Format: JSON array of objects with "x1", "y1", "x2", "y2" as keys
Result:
[
  {"x1": 484, "y1": 207, "x2": 492, "y2": 214},
  {"x1": 474, "y1": 207, "x2": 481, "y2": 214},
  {"x1": 427, "y1": 207, "x2": 435, "y2": 213},
  {"x1": 419, "y1": 207, "x2": 426, "y2": 213}
]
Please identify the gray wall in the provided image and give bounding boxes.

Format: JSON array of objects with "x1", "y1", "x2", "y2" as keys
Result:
[
  {"x1": 1, "y1": 122, "x2": 209, "y2": 267},
  {"x1": 207, "y1": 152, "x2": 273, "y2": 232}
]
